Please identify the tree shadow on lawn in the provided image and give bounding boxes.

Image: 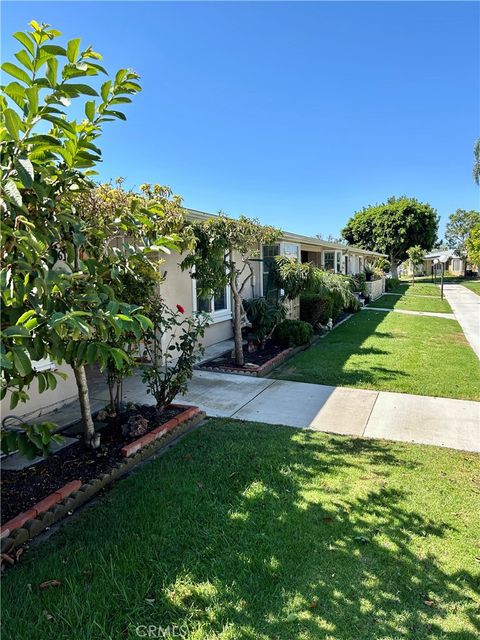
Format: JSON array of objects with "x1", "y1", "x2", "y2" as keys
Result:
[{"x1": 3, "y1": 421, "x2": 478, "y2": 640}]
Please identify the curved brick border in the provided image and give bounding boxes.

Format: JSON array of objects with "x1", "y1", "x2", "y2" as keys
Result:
[{"x1": 0, "y1": 405, "x2": 205, "y2": 560}]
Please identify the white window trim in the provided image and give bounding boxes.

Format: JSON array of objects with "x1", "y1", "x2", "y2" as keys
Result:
[
  {"x1": 260, "y1": 242, "x2": 301, "y2": 297},
  {"x1": 191, "y1": 273, "x2": 232, "y2": 324}
]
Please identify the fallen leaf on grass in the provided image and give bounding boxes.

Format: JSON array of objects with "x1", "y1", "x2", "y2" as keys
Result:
[
  {"x1": 39, "y1": 579, "x2": 62, "y2": 590},
  {"x1": 354, "y1": 536, "x2": 370, "y2": 544},
  {"x1": 308, "y1": 600, "x2": 318, "y2": 609},
  {"x1": 286, "y1": 613, "x2": 298, "y2": 622},
  {"x1": 322, "y1": 516, "x2": 333, "y2": 523},
  {"x1": 424, "y1": 600, "x2": 435, "y2": 607},
  {"x1": 43, "y1": 610, "x2": 53, "y2": 621}
]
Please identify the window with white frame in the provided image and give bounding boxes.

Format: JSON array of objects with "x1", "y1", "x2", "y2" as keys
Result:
[
  {"x1": 193, "y1": 280, "x2": 231, "y2": 320},
  {"x1": 323, "y1": 251, "x2": 335, "y2": 271},
  {"x1": 336, "y1": 252, "x2": 342, "y2": 273}
]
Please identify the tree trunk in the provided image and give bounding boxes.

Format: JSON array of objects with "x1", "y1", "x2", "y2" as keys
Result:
[
  {"x1": 73, "y1": 364, "x2": 99, "y2": 448},
  {"x1": 232, "y1": 290, "x2": 244, "y2": 367},
  {"x1": 390, "y1": 256, "x2": 399, "y2": 279}
]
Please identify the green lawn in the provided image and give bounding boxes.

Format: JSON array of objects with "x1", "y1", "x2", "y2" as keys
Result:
[
  {"x1": 388, "y1": 282, "x2": 443, "y2": 297},
  {"x1": 2, "y1": 419, "x2": 479, "y2": 640},
  {"x1": 369, "y1": 294, "x2": 452, "y2": 313},
  {"x1": 462, "y1": 281, "x2": 480, "y2": 296},
  {"x1": 273, "y1": 311, "x2": 480, "y2": 400}
]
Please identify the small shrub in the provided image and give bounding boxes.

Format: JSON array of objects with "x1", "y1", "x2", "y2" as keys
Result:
[
  {"x1": 386, "y1": 278, "x2": 400, "y2": 292},
  {"x1": 274, "y1": 319, "x2": 313, "y2": 347},
  {"x1": 300, "y1": 293, "x2": 333, "y2": 327},
  {"x1": 350, "y1": 272, "x2": 366, "y2": 295},
  {"x1": 243, "y1": 298, "x2": 286, "y2": 348}
]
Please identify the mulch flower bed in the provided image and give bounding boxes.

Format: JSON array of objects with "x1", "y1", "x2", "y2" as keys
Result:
[
  {"x1": 1, "y1": 404, "x2": 183, "y2": 526},
  {"x1": 201, "y1": 341, "x2": 288, "y2": 373}
]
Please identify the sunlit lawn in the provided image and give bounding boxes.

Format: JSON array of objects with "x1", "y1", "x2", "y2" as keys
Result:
[
  {"x1": 368, "y1": 294, "x2": 452, "y2": 313},
  {"x1": 389, "y1": 282, "x2": 444, "y2": 297},
  {"x1": 462, "y1": 281, "x2": 480, "y2": 296},
  {"x1": 2, "y1": 419, "x2": 479, "y2": 640},
  {"x1": 273, "y1": 311, "x2": 480, "y2": 400}
]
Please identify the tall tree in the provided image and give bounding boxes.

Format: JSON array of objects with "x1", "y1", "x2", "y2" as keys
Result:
[
  {"x1": 445, "y1": 209, "x2": 480, "y2": 258},
  {"x1": 466, "y1": 224, "x2": 480, "y2": 267},
  {"x1": 181, "y1": 215, "x2": 280, "y2": 366},
  {"x1": 473, "y1": 139, "x2": 480, "y2": 185},
  {"x1": 342, "y1": 196, "x2": 438, "y2": 278}
]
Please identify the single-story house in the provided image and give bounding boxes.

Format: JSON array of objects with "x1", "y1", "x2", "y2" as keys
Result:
[
  {"x1": 401, "y1": 249, "x2": 465, "y2": 277},
  {"x1": 3, "y1": 209, "x2": 385, "y2": 421}
]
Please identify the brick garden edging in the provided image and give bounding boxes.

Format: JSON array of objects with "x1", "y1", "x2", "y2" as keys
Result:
[
  {"x1": 0, "y1": 405, "x2": 205, "y2": 560},
  {"x1": 198, "y1": 335, "x2": 322, "y2": 378}
]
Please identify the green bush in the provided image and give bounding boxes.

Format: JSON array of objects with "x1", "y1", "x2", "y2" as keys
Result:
[
  {"x1": 300, "y1": 293, "x2": 333, "y2": 326},
  {"x1": 274, "y1": 319, "x2": 313, "y2": 347},
  {"x1": 386, "y1": 277, "x2": 400, "y2": 291},
  {"x1": 243, "y1": 298, "x2": 286, "y2": 348}
]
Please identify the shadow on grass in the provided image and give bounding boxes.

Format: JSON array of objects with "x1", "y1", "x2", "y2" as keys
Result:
[{"x1": 3, "y1": 421, "x2": 477, "y2": 640}]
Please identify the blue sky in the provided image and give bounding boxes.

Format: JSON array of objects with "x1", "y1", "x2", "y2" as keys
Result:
[{"x1": 3, "y1": 1, "x2": 479, "y2": 239}]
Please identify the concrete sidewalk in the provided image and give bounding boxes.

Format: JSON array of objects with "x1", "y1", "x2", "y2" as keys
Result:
[
  {"x1": 361, "y1": 307, "x2": 456, "y2": 320},
  {"x1": 178, "y1": 370, "x2": 480, "y2": 452},
  {"x1": 442, "y1": 284, "x2": 480, "y2": 358}
]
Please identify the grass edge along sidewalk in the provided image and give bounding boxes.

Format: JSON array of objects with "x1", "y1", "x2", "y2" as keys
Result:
[
  {"x1": 2, "y1": 418, "x2": 479, "y2": 640},
  {"x1": 273, "y1": 311, "x2": 480, "y2": 400}
]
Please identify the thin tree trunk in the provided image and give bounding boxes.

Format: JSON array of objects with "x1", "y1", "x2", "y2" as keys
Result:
[
  {"x1": 73, "y1": 365, "x2": 99, "y2": 448},
  {"x1": 232, "y1": 288, "x2": 244, "y2": 367}
]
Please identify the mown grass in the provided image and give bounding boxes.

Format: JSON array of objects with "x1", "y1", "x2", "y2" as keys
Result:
[
  {"x1": 462, "y1": 281, "x2": 480, "y2": 296},
  {"x1": 2, "y1": 419, "x2": 479, "y2": 640},
  {"x1": 273, "y1": 311, "x2": 480, "y2": 400},
  {"x1": 389, "y1": 282, "x2": 443, "y2": 297},
  {"x1": 368, "y1": 294, "x2": 452, "y2": 313}
]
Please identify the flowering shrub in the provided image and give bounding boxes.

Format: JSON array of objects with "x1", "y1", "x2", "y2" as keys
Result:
[{"x1": 141, "y1": 298, "x2": 209, "y2": 412}]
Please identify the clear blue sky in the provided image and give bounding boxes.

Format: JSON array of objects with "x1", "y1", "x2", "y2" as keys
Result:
[{"x1": 3, "y1": 1, "x2": 479, "y2": 239}]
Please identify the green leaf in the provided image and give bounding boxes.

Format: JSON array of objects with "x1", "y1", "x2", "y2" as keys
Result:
[
  {"x1": 12, "y1": 346, "x2": 32, "y2": 377},
  {"x1": 4, "y1": 108, "x2": 22, "y2": 140},
  {"x1": 38, "y1": 372, "x2": 47, "y2": 394},
  {"x1": 46, "y1": 371, "x2": 57, "y2": 390},
  {"x1": 14, "y1": 158, "x2": 34, "y2": 188},
  {"x1": 13, "y1": 31, "x2": 35, "y2": 56},
  {"x1": 1, "y1": 62, "x2": 31, "y2": 85},
  {"x1": 46, "y1": 57, "x2": 58, "y2": 86},
  {"x1": 25, "y1": 85, "x2": 39, "y2": 115},
  {"x1": 41, "y1": 44, "x2": 67, "y2": 56},
  {"x1": 14, "y1": 49, "x2": 33, "y2": 71},
  {"x1": 84, "y1": 100, "x2": 95, "y2": 121},
  {"x1": 4, "y1": 180, "x2": 23, "y2": 207},
  {"x1": 3, "y1": 82, "x2": 26, "y2": 109},
  {"x1": 100, "y1": 80, "x2": 111, "y2": 102},
  {"x1": 62, "y1": 83, "x2": 98, "y2": 97},
  {"x1": 17, "y1": 309, "x2": 36, "y2": 324},
  {"x1": 66, "y1": 38, "x2": 81, "y2": 63}
]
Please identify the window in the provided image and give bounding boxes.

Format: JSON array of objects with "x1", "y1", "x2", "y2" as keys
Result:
[
  {"x1": 283, "y1": 243, "x2": 300, "y2": 262},
  {"x1": 194, "y1": 282, "x2": 230, "y2": 320},
  {"x1": 451, "y1": 259, "x2": 462, "y2": 272},
  {"x1": 324, "y1": 251, "x2": 335, "y2": 271},
  {"x1": 336, "y1": 252, "x2": 342, "y2": 273},
  {"x1": 262, "y1": 244, "x2": 280, "y2": 300}
]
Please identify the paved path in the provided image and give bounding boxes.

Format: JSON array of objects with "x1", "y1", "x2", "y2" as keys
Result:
[
  {"x1": 362, "y1": 307, "x2": 456, "y2": 320},
  {"x1": 442, "y1": 284, "x2": 480, "y2": 357},
  {"x1": 179, "y1": 370, "x2": 480, "y2": 453}
]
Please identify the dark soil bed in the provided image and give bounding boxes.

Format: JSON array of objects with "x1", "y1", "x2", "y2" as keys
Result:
[
  {"x1": 1, "y1": 405, "x2": 183, "y2": 525},
  {"x1": 201, "y1": 341, "x2": 288, "y2": 371}
]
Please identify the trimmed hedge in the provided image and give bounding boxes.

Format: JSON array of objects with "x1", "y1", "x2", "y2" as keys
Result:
[
  {"x1": 385, "y1": 277, "x2": 400, "y2": 291},
  {"x1": 274, "y1": 319, "x2": 313, "y2": 347}
]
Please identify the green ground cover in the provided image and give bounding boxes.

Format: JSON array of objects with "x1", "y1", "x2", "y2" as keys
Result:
[
  {"x1": 462, "y1": 281, "x2": 480, "y2": 296},
  {"x1": 273, "y1": 311, "x2": 480, "y2": 400},
  {"x1": 368, "y1": 294, "x2": 452, "y2": 313},
  {"x1": 389, "y1": 283, "x2": 443, "y2": 297},
  {"x1": 2, "y1": 419, "x2": 479, "y2": 640}
]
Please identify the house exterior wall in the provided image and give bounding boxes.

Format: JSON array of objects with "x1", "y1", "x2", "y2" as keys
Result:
[{"x1": 2, "y1": 363, "x2": 78, "y2": 422}]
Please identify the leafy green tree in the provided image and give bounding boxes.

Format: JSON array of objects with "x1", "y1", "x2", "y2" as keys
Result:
[
  {"x1": 181, "y1": 214, "x2": 281, "y2": 366},
  {"x1": 473, "y1": 139, "x2": 480, "y2": 185},
  {"x1": 445, "y1": 209, "x2": 480, "y2": 263},
  {"x1": 406, "y1": 245, "x2": 424, "y2": 285},
  {"x1": 466, "y1": 224, "x2": 480, "y2": 267},
  {"x1": 342, "y1": 196, "x2": 438, "y2": 278},
  {"x1": 0, "y1": 22, "x2": 174, "y2": 450}
]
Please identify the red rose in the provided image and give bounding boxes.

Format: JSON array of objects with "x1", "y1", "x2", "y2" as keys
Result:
[{"x1": 176, "y1": 304, "x2": 185, "y2": 314}]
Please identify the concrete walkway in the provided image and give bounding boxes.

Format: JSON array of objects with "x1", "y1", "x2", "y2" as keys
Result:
[
  {"x1": 361, "y1": 307, "x2": 456, "y2": 320},
  {"x1": 442, "y1": 284, "x2": 480, "y2": 358},
  {"x1": 179, "y1": 370, "x2": 480, "y2": 453}
]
